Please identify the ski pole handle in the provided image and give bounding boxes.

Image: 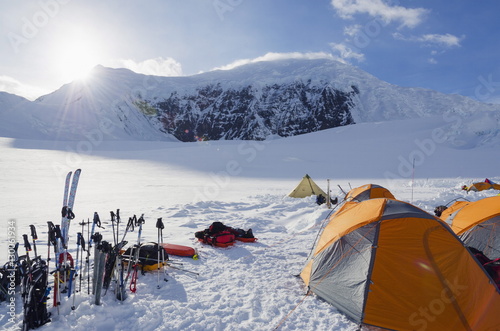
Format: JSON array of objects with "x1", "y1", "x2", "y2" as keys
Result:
[
  {"x1": 55, "y1": 225, "x2": 66, "y2": 249},
  {"x1": 156, "y1": 218, "x2": 164, "y2": 229},
  {"x1": 23, "y1": 234, "x2": 32, "y2": 251},
  {"x1": 30, "y1": 224, "x2": 38, "y2": 240},
  {"x1": 94, "y1": 212, "x2": 102, "y2": 228}
]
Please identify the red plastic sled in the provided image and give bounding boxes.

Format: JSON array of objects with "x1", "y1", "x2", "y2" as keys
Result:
[
  {"x1": 161, "y1": 243, "x2": 198, "y2": 259},
  {"x1": 197, "y1": 238, "x2": 235, "y2": 248},
  {"x1": 236, "y1": 237, "x2": 257, "y2": 242}
]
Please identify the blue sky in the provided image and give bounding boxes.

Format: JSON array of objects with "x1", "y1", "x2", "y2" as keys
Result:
[{"x1": 1, "y1": 0, "x2": 499, "y2": 103}]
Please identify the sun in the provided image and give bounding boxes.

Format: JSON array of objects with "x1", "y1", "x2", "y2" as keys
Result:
[{"x1": 52, "y1": 31, "x2": 102, "y2": 83}]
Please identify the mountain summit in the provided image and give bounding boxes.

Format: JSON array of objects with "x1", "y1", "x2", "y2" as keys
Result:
[{"x1": 1, "y1": 59, "x2": 499, "y2": 142}]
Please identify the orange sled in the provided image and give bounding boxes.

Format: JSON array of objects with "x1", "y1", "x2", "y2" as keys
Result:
[{"x1": 161, "y1": 243, "x2": 198, "y2": 259}]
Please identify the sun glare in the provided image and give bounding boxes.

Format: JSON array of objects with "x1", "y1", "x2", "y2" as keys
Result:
[{"x1": 53, "y1": 31, "x2": 102, "y2": 83}]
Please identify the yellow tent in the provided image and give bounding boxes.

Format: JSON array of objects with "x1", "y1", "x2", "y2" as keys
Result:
[
  {"x1": 287, "y1": 174, "x2": 326, "y2": 198},
  {"x1": 462, "y1": 179, "x2": 500, "y2": 193},
  {"x1": 301, "y1": 198, "x2": 500, "y2": 330}
]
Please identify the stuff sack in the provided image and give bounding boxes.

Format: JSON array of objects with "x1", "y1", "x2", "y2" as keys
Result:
[{"x1": 205, "y1": 230, "x2": 236, "y2": 247}]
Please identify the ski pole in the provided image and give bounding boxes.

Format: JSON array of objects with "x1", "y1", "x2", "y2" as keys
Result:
[
  {"x1": 91, "y1": 232, "x2": 103, "y2": 295},
  {"x1": 110, "y1": 211, "x2": 117, "y2": 246},
  {"x1": 29, "y1": 225, "x2": 38, "y2": 259},
  {"x1": 47, "y1": 222, "x2": 56, "y2": 283},
  {"x1": 22, "y1": 234, "x2": 32, "y2": 272},
  {"x1": 86, "y1": 218, "x2": 91, "y2": 295},
  {"x1": 116, "y1": 209, "x2": 120, "y2": 246},
  {"x1": 156, "y1": 218, "x2": 167, "y2": 288},
  {"x1": 126, "y1": 214, "x2": 144, "y2": 289},
  {"x1": 79, "y1": 231, "x2": 86, "y2": 293},
  {"x1": 52, "y1": 224, "x2": 64, "y2": 313}
]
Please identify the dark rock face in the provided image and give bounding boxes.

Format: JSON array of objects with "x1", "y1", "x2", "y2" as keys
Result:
[{"x1": 154, "y1": 81, "x2": 357, "y2": 141}]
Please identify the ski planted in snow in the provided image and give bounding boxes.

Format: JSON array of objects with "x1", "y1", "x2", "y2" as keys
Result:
[{"x1": 60, "y1": 169, "x2": 81, "y2": 247}]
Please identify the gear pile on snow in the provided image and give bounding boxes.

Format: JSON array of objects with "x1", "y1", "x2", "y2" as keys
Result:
[
  {"x1": 195, "y1": 221, "x2": 256, "y2": 247},
  {"x1": 2, "y1": 169, "x2": 199, "y2": 330}
]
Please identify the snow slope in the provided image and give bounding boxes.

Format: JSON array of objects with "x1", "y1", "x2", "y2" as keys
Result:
[{"x1": 0, "y1": 115, "x2": 499, "y2": 330}]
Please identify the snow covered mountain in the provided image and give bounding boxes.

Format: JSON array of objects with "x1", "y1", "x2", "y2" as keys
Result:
[{"x1": 1, "y1": 59, "x2": 499, "y2": 143}]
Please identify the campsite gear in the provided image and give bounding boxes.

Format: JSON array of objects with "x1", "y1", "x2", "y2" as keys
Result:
[
  {"x1": 69, "y1": 232, "x2": 84, "y2": 309},
  {"x1": 58, "y1": 169, "x2": 80, "y2": 297},
  {"x1": 300, "y1": 198, "x2": 500, "y2": 331},
  {"x1": 77, "y1": 221, "x2": 88, "y2": 293},
  {"x1": 161, "y1": 243, "x2": 198, "y2": 259},
  {"x1": 89, "y1": 213, "x2": 103, "y2": 294},
  {"x1": 469, "y1": 247, "x2": 500, "y2": 288},
  {"x1": 94, "y1": 240, "x2": 110, "y2": 306},
  {"x1": 195, "y1": 222, "x2": 255, "y2": 247},
  {"x1": 125, "y1": 215, "x2": 144, "y2": 292},
  {"x1": 46, "y1": 222, "x2": 56, "y2": 290},
  {"x1": 21, "y1": 233, "x2": 51, "y2": 330},
  {"x1": 343, "y1": 183, "x2": 395, "y2": 202},
  {"x1": 29, "y1": 225, "x2": 38, "y2": 259},
  {"x1": 123, "y1": 242, "x2": 168, "y2": 273},
  {"x1": 433, "y1": 205, "x2": 447, "y2": 217},
  {"x1": 60, "y1": 169, "x2": 81, "y2": 253},
  {"x1": 1, "y1": 243, "x2": 21, "y2": 302},
  {"x1": 288, "y1": 174, "x2": 327, "y2": 198},
  {"x1": 21, "y1": 258, "x2": 51, "y2": 330},
  {"x1": 316, "y1": 194, "x2": 326, "y2": 205},
  {"x1": 440, "y1": 196, "x2": 500, "y2": 259},
  {"x1": 48, "y1": 223, "x2": 63, "y2": 312},
  {"x1": 462, "y1": 178, "x2": 500, "y2": 192},
  {"x1": 102, "y1": 240, "x2": 127, "y2": 292},
  {"x1": 156, "y1": 218, "x2": 168, "y2": 288}
]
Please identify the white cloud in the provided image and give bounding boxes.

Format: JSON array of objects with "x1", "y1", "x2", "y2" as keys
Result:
[
  {"x1": 331, "y1": 0, "x2": 428, "y2": 28},
  {"x1": 329, "y1": 43, "x2": 365, "y2": 62},
  {"x1": 419, "y1": 33, "x2": 464, "y2": 47},
  {"x1": 393, "y1": 32, "x2": 464, "y2": 48},
  {"x1": 0, "y1": 75, "x2": 50, "y2": 101},
  {"x1": 116, "y1": 57, "x2": 183, "y2": 76},
  {"x1": 214, "y1": 52, "x2": 337, "y2": 70}
]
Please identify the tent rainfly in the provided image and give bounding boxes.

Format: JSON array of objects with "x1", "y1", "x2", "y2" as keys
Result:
[
  {"x1": 287, "y1": 174, "x2": 327, "y2": 198},
  {"x1": 440, "y1": 196, "x2": 500, "y2": 259},
  {"x1": 301, "y1": 198, "x2": 500, "y2": 330},
  {"x1": 343, "y1": 183, "x2": 395, "y2": 202}
]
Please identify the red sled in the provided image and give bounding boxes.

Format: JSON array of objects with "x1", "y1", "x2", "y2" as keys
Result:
[
  {"x1": 197, "y1": 238, "x2": 235, "y2": 248},
  {"x1": 161, "y1": 243, "x2": 198, "y2": 259},
  {"x1": 236, "y1": 237, "x2": 257, "y2": 242}
]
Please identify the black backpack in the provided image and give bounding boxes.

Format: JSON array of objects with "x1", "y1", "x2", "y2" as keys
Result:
[
  {"x1": 124, "y1": 243, "x2": 168, "y2": 272},
  {"x1": 22, "y1": 259, "x2": 51, "y2": 330}
]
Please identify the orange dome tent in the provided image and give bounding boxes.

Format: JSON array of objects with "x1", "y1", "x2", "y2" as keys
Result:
[
  {"x1": 301, "y1": 198, "x2": 500, "y2": 330},
  {"x1": 343, "y1": 184, "x2": 395, "y2": 202},
  {"x1": 462, "y1": 178, "x2": 500, "y2": 193},
  {"x1": 441, "y1": 196, "x2": 500, "y2": 259}
]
